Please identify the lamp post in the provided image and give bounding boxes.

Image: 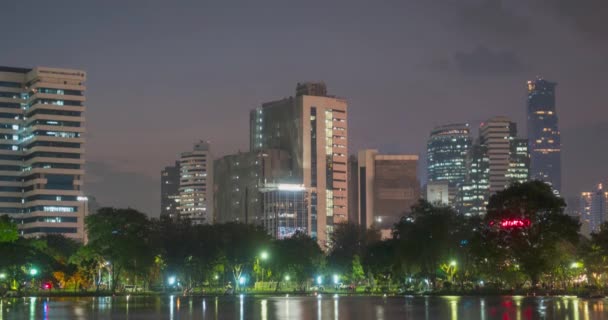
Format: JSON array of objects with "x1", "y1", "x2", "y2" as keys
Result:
[{"x1": 260, "y1": 251, "x2": 269, "y2": 289}]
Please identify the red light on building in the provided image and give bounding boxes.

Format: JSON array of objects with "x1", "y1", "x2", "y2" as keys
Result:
[{"x1": 499, "y1": 219, "x2": 531, "y2": 228}]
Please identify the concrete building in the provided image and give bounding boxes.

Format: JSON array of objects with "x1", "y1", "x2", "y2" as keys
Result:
[
  {"x1": 527, "y1": 78, "x2": 561, "y2": 195},
  {"x1": 457, "y1": 144, "x2": 490, "y2": 216},
  {"x1": 426, "y1": 181, "x2": 450, "y2": 205},
  {"x1": 357, "y1": 150, "x2": 420, "y2": 229},
  {"x1": 580, "y1": 183, "x2": 608, "y2": 235},
  {"x1": 160, "y1": 161, "x2": 180, "y2": 219},
  {"x1": 347, "y1": 155, "x2": 359, "y2": 223},
  {"x1": 426, "y1": 123, "x2": 472, "y2": 205},
  {"x1": 0, "y1": 66, "x2": 87, "y2": 240},
  {"x1": 177, "y1": 141, "x2": 213, "y2": 224},
  {"x1": 249, "y1": 83, "x2": 347, "y2": 246},
  {"x1": 213, "y1": 149, "x2": 291, "y2": 224}
]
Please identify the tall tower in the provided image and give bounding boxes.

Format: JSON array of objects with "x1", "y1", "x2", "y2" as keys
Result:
[
  {"x1": 480, "y1": 117, "x2": 513, "y2": 194},
  {"x1": 426, "y1": 123, "x2": 472, "y2": 204},
  {"x1": 250, "y1": 83, "x2": 347, "y2": 247},
  {"x1": 580, "y1": 183, "x2": 608, "y2": 234},
  {"x1": 0, "y1": 66, "x2": 87, "y2": 240},
  {"x1": 177, "y1": 141, "x2": 213, "y2": 224},
  {"x1": 527, "y1": 78, "x2": 561, "y2": 194}
]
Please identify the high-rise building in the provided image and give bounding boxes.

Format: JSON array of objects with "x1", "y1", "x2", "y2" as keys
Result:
[
  {"x1": 580, "y1": 183, "x2": 608, "y2": 234},
  {"x1": 213, "y1": 149, "x2": 291, "y2": 224},
  {"x1": 0, "y1": 66, "x2": 87, "y2": 240},
  {"x1": 357, "y1": 150, "x2": 420, "y2": 229},
  {"x1": 426, "y1": 123, "x2": 472, "y2": 204},
  {"x1": 457, "y1": 117, "x2": 529, "y2": 216},
  {"x1": 160, "y1": 161, "x2": 180, "y2": 219},
  {"x1": 249, "y1": 83, "x2": 347, "y2": 246},
  {"x1": 527, "y1": 78, "x2": 561, "y2": 194},
  {"x1": 479, "y1": 117, "x2": 529, "y2": 194},
  {"x1": 177, "y1": 141, "x2": 213, "y2": 224},
  {"x1": 457, "y1": 144, "x2": 489, "y2": 216},
  {"x1": 426, "y1": 181, "x2": 450, "y2": 205}
]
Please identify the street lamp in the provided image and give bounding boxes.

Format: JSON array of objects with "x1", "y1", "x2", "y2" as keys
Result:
[
  {"x1": 316, "y1": 276, "x2": 323, "y2": 286},
  {"x1": 260, "y1": 251, "x2": 269, "y2": 261},
  {"x1": 333, "y1": 274, "x2": 339, "y2": 285},
  {"x1": 285, "y1": 275, "x2": 290, "y2": 281},
  {"x1": 450, "y1": 260, "x2": 457, "y2": 267},
  {"x1": 168, "y1": 276, "x2": 176, "y2": 286},
  {"x1": 0, "y1": 273, "x2": 6, "y2": 279},
  {"x1": 30, "y1": 268, "x2": 38, "y2": 276}
]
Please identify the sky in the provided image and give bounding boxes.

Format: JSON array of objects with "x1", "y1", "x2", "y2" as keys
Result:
[{"x1": 1, "y1": 0, "x2": 606, "y2": 217}]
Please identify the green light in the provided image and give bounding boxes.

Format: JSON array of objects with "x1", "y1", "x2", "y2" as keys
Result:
[
  {"x1": 0, "y1": 273, "x2": 6, "y2": 279},
  {"x1": 30, "y1": 268, "x2": 38, "y2": 276},
  {"x1": 260, "y1": 251, "x2": 269, "y2": 261},
  {"x1": 450, "y1": 260, "x2": 457, "y2": 267},
  {"x1": 285, "y1": 275, "x2": 290, "y2": 281}
]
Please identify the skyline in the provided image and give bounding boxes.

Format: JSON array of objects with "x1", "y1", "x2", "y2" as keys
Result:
[{"x1": 1, "y1": 1, "x2": 606, "y2": 217}]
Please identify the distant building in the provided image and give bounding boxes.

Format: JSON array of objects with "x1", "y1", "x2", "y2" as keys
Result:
[
  {"x1": 457, "y1": 117, "x2": 529, "y2": 216},
  {"x1": 347, "y1": 155, "x2": 359, "y2": 223},
  {"x1": 177, "y1": 141, "x2": 213, "y2": 224},
  {"x1": 213, "y1": 149, "x2": 291, "y2": 224},
  {"x1": 580, "y1": 183, "x2": 608, "y2": 235},
  {"x1": 249, "y1": 83, "x2": 348, "y2": 246},
  {"x1": 161, "y1": 161, "x2": 180, "y2": 219},
  {"x1": 426, "y1": 123, "x2": 472, "y2": 204},
  {"x1": 259, "y1": 183, "x2": 309, "y2": 239},
  {"x1": 426, "y1": 181, "x2": 450, "y2": 206},
  {"x1": 357, "y1": 150, "x2": 420, "y2": 229},
  {"x1": 0, "y1": 66, "x2": 88, "y2": 240},
  {"x1": 527, "y1": 78, "x2": 561, "y2": 194},
  {"x1": 457, "y1": 144, "x2": 490, "y2": 216}
]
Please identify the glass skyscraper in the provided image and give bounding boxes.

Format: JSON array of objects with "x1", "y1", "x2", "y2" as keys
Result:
[
  {"x1": 527, "y1": 78, "x2": 561, "y2": 194},
  {"x1": 427, "y1": 123, "x2": 472, "y2": 204}
]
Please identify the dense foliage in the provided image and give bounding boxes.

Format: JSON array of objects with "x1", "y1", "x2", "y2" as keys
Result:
[{"x1": 1, "y1": 181, "x2": 607, "y2": 295}]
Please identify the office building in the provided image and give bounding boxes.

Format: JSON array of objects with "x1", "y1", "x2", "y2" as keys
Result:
[
  {"x1": 161, "y1": 161, "x2": 180, "y2": 219},
  {"x1": 479, "y1": 117, "x2": 529, "y2": 194},
  {"x1": 527, "y1": 78, "x2": 561, "y2": 194},
  {"x1": 0, "y1": 66, "x2": 87, "y2": 240},
  {"x1": 426, "y1": 181, "x2": 450, "y2": 205},
  {"x1": 176, "y1": 141, "x2": 213, "y2": 224},
  {"x1": 426, "y1": 123, "x2": 472, "y2": 204},
  {"x1": 357, "y1": 150, "x2": 420, "y2": 229},
  {"x1": 259, "y1": 183, "x2": 309, "y2": 239},
  {"x1": 457, "y1": 144, "x2": 490, "y2": 216},
  {"x1": 214, "y1": 149, "x2": 291, "y2": 224},
  {"x1": 347, "y1": 155, "x2": 359, "y2": 223},
  {"x1": 580, "y1": 184, "x2": 608, "y2": 234},
  {"x1": 250, "y1": 83, "x2": 347, "y2": 246}
]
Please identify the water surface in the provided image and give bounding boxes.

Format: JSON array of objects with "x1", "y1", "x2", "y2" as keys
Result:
[{"x1": 1, "y1": 295, "x2": 606, "y2": 319}]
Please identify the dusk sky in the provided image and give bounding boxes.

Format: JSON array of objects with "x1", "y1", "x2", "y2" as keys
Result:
[{"x1": 1, "y1": 0, "x2": 606, "y2": 217}]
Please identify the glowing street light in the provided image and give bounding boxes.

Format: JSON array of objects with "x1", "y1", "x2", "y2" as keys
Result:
[
  {"x1": 0, "y1": 273, "x2": 6, "y2": 279},
  {"x1": 239, "y1": 276, "x2": 246, "y2": 285},
  {"x1": 449, "y1": 260, "x2": 457, "y2": 267},
  {"x1": 29, "y1": 268, "x2": 38, "y2": 276},
  {"x1": 285, "y1": 275, "x2": 290, "y2": 281},
  {"x1": 260, "y1": 251, "x2": 269, "y2": 261},
  {"x1": 214, "y1": 274, "x2": 219, "y2": 280},
  {"x1": 570, "y1": 262, "x2": 583, "y2": 269},
  {"x1": 332, "y1": 274, "x2": 339, "y2": 285},
  {"x1": 316, "y1": 276, "x2": 323, "y2": 285},
  {"x1": 168, "y1": 276, "x2": 176, "y2": 286}
]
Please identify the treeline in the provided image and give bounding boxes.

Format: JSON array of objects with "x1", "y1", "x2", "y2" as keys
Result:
[{"x1": 2, "y1": 181, "x2": 608, "y2": 294}]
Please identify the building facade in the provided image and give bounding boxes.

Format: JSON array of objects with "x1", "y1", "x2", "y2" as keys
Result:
[
  {"x1": 357, "y1": 150, "x2": 420, "y2": 229},
  {"x1": 0, "y1": 66, "x2": 87, "y2": 240},
  {"x1": 177, "y1": 141, "x2": 213, "y2": 224},
  {"x1": 249, "y1": 83, "x2": 347, "y2": 247},
  {"x1": 213, "y1": 149, "x2": 291, "y2": 224},
  {"x1": 527, "y1": 78, "x2": 561, "y2": 194},
  {"x1": 426, "y1": 123, "x2": 472, "y2": 204},
  {"x1": 580, "y1": 183, "x2": 608, "y2": 234},
  {"x1": 259, "y1": 183, "x2": 309, "y2": 239},
  {"x1": 161, "y1": 161, "x2": 180, "y2": 219}
]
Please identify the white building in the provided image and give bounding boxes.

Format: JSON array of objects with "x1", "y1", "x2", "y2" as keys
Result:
[
  {"x1": 177, "y1": 141, "x2": 213, "y2": 224},
  {"x1": 0, "y1": 66, "x2": 87, "y2": 240},
  {"x1": 580, "y1": 183, "x2": 607, "y2": 235}
]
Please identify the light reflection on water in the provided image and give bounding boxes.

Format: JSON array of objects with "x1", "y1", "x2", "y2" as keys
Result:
[{"x1": 1, "y1": 295, "x2": 608, "y2": 319}]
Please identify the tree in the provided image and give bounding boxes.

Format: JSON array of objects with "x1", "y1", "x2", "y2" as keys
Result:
[
  {"x1": 270, "y1": 232, "x2": 324, "y2": 291},
  {"x1": 328, "y1": 223, "x2": 380, "y2": 277},
  {"x1": 480, "y1": 181, "x2": 580, "y2": 287},
  {"x1": 0, "y1": 215, "x2": 18, "y2": 243},
  {"x1": 86, "y1": 207, "x2": 155, "y2": 293},
  {"x1": 393, "y1": 200, "x2": 465, "y2": 288}
]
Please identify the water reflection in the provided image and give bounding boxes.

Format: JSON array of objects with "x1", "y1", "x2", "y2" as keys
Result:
[{"x1": 1, "y1": 295, "x2": 608, "y2": 319}]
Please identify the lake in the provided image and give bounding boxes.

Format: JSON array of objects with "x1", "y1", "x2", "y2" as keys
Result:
[{"x1": 1, "y1": 295, "x2": 606, "y2": 319}]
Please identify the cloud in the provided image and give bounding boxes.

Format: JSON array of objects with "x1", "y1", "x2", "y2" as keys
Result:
[
  {"x1": 454, "y1": 0, "x2": 531, "y2": 37},
  {"x1": 451, "y1": 46, "x2": 528, "y2": 76},
  {"x1": 539, "y1": 0, "x2": 608, "y2": 40},
  {"x1": 84, "y1": 161, "x2": 160, "y2": 217}
]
